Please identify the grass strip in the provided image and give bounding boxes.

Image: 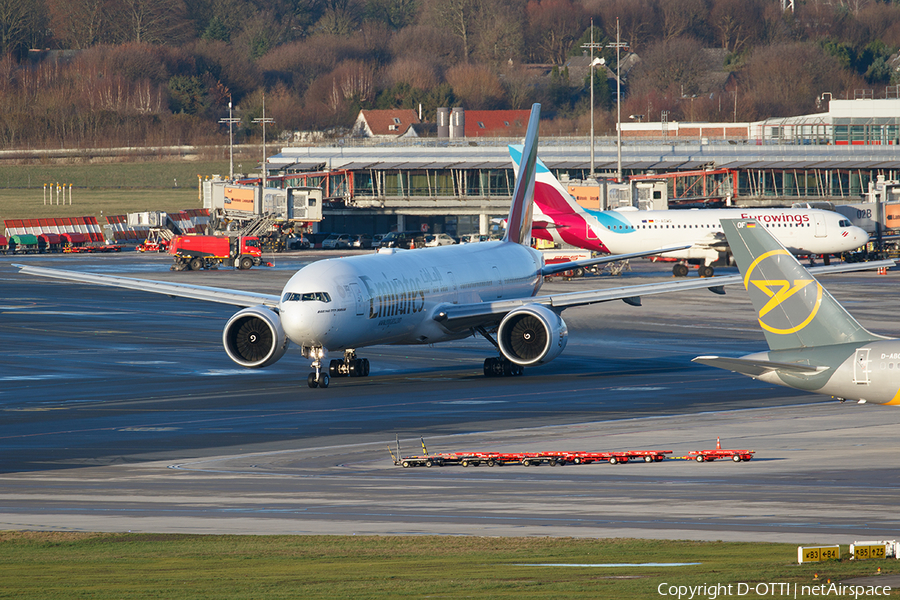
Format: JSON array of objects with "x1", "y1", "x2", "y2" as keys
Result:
[{"x1": 0, "y1": 533, "x2": 895, "y2": 599}]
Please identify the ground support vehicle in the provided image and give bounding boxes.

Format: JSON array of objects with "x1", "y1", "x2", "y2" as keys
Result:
[
  {"x1": 390, "y1": 443, "x2": 674, "y2": 468},
  {"x1": 560, "y1": 450, "x2": 672, "y2": 465},
  {"x1": 7, "y1": 234, "x2": 39, "y2": 253},
  {"x1": 682, "y1": 438, "x2": 754, "y2": 462},
  {"x1": 208, "y1": 183, "x2": 323, "y2": 253},
  {"x1": 685, "y1": 449, "x2": 755, "y2": 462},
  {"x1": 136, "y1": 228, "x2": 172, "y2": 253},
  {"x1": 541, "y1": 249, "x2": 600, "y2": 279},
  {"x1": 168, "y1": 235, "x2": 265, "y2": 271},
  {"x1": 63, "y1": 244, "x2": 123, "y2": 253}
]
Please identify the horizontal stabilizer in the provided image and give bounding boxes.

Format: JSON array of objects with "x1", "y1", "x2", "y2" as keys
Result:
[{"x1": 692, "y1": 355, "x2": 827, "y2": 377}]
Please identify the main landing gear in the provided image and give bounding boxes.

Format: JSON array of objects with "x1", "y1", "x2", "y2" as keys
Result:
[
  {"x1": 328, "y1": 350, "x2": 371, "y2": 379},
  {"x1": 475, "y1": 326, "x2": 524, "y2": 378},
  {"x1": 484, "y1": 356, "x2": 524, "y2": 377},
  {"x1": 672, "y1": 263, "x2": 715, "y2": 278}
]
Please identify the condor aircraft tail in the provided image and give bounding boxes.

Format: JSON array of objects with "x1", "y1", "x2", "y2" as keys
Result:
[
  {"x1": 693, "y1": 218, "x2": 900, "y2": 405},
  {"x1": 722, "y1": 218, "x2": 882, "y2": 352}
]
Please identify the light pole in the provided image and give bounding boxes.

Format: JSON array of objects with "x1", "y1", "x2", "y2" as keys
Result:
[
  {"x1": 219, "y1": 98, "x2": 240, "y2": 180},
  {"x1": 252, "y1": 94, "x2": 274, "y2": 190},
  {"x1": 581, "y1": 19, "x2": 603, "y2": 179},
  {"x1": 608, "y1": 17, "x2": 627, "y2": 183},
  {"x1": 589, "y1": 57, "x2": 603, "y2": 178}
]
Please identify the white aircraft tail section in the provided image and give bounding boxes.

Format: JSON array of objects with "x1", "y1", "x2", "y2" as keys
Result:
[{"x1": 502, "y1": 104, "x2": 541, "y2": 245}]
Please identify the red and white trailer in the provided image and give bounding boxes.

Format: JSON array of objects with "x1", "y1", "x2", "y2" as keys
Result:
[
  {"x1": 685, "y1": 438, "x2": 754, "y2": 463},
  {"x1": 389, "y1": 439, "x2": 674, "y2": 468}
]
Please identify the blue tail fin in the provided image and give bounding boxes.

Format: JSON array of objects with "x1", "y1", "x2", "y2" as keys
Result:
[{"x1": 502, "y1": 104, "x2": 540, "y2": 245}]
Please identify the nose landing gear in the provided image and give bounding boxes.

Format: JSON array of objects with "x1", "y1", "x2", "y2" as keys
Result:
[{"x1": 307, "y1": 354, "x2": 330, "y2": 388}]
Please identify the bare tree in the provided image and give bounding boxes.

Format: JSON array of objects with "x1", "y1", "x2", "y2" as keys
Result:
[
  {"x1": 47, "y1": 0, "x2": 111, "y2": 48},
  {"x1": 389, "y1": 24, "x2": 461, "y2": 69},
  {"x1": 385, "y1": 58, "x2": 438, "y2": 90},
  {"x1": 525, "y1": 0, "x2": 585, "y2": 64},
  {"x1": 474, "y1": 3, "x2": 524, "y2": 66},
  {"x1": 710, "y1": 0, "x2": 765, "y2": 54},
  {"x1": 314, "y1": 0, "x2": 363, "y2": 35},
  {"x1": 0, "y1": 0, "x2": 40, "y2": 56},
  {"x1": 423, "y1": 0, "x2": 480, "y2": 62},
  {"x1": 660, "y1": 0, "x2": 709, "y2": 41},
  {"x1": 445, "y1": 62, "x2": 504, "y2": 108},
  {"x1": 597, "y1": 0, "x2": 660, "y2": 52},
  {"x1": 741, "y1": 42, "x2": 862, "y2": 118},
  {"x1": 631, "y1": 36, "x2": 706, "y2": 97},
  {"x1": 501, "y1": 63, "x2": 533, "y2": 109},
  {"x1": 110, "y1": 0, "x2": 193, "y2": 45}
]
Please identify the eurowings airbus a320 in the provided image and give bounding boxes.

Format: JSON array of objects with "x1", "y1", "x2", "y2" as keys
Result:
[
  {"x1": 12, "y1": 104, "x2": 881, "y2": 389},
  {"x1": 509, "y1": 148, "x2": 869, "y2": 278}
]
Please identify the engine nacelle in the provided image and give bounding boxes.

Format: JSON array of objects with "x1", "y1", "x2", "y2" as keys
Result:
[
  {"x1": 498, "y1": 304, "x2": 568, "y2": 366},
  {"x1": 223, "y1": 306, "x2": 289, "y2": 368}
]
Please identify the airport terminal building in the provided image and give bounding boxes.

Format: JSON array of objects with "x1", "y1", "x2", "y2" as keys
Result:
[{"x1": 265, "y1": 99, "x2": 900, "y2": 236}]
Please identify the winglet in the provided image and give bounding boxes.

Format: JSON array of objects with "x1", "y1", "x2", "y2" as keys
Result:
[{"x1": 503, "y1": 103, "x2": 541, "y2": 245}]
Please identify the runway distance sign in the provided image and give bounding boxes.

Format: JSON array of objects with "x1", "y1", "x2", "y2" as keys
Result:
[
  {"x1": 798, "y1": 545, "x2": 840, "y2": 563},
  {"x1": 850, "y1": 544, "x2": 887, "y2": 560}
]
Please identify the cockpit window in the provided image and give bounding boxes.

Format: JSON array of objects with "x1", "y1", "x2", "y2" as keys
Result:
[
  {"x1": 839, "y1": 219, "x2": 852, "y2": 227},
  {"x1": 282, "y1": 292, "x2": 332, "y2": 303}
]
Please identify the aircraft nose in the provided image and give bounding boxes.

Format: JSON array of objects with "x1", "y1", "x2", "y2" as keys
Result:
[
  {"x1": 855, "y1": 226, "x2": 870, "y2": 244},
  {"x1": 280, "y1": 301, "x2": 332, "y2": 346}
]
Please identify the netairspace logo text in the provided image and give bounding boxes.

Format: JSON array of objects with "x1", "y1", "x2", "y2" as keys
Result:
[{"x1": 658, "y1": 582, "x2": 892, "y2": 599}]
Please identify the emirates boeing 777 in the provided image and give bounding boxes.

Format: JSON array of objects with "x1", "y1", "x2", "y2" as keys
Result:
[{"x1": 14, "y1": 105, "x2": 882, "y2": 388}]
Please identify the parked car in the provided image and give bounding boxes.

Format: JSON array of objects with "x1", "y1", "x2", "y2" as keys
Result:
[
  {"x1": 424, "y1": 233, "x2": 457, "y2": 247},
  {"x1": 322, "y1": 234, "x2": 352, "y2": 249},
  {"x1": 350, "y1": 234, "x2": 373, "y2": 249},
  {"x1": 379, "y1": 231, "x2": 426, "y2": 249},
  {"x1": 460, "y1": 234, "x2": 491, "y2": 244},
  {"x1": 372, "y1": 233, "x2": 386, "y2": 248}
]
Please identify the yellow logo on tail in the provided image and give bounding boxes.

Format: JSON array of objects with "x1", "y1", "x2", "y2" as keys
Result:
[{"x1": 744, "y1": 249, "x2": 823, "y2": 335}]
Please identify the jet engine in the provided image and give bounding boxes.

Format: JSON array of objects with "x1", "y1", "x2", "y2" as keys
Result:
[
  {"x1": 223, "y1": 306, "x2": 289, "y2": 368},
  {"x1": 497, "y1": 304, "x2": 568, "y2": 366}
]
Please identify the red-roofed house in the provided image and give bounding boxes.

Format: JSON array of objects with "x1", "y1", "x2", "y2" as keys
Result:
[
  {"x1": 353, "y1": 109, "x2": 420, "y2": 138},
  {"x1": 463, "y1": 110, "x2": 531, "y2": 137}
]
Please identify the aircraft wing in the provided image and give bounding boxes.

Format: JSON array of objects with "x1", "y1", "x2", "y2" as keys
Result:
[
  {"x1": 540, "y1": 245, "x2": 691, "y2": 277},
  {"x1": 692, "y1": 356, "x2": 828, "y2": 377},
  {"x1": 435, "y1": 259, "x2": 897, "y2": 332},
  {"x1": 12, "y1": 264, "x2": 281, "y2": 308}
]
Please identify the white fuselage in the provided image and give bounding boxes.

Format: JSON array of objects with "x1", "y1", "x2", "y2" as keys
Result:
[
  {"x1": 535, "y1": 206, "x2": 868, "y2": 261},
  {"x1": 278, "y1": 241, "x2": 543, "y2": 351}
]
